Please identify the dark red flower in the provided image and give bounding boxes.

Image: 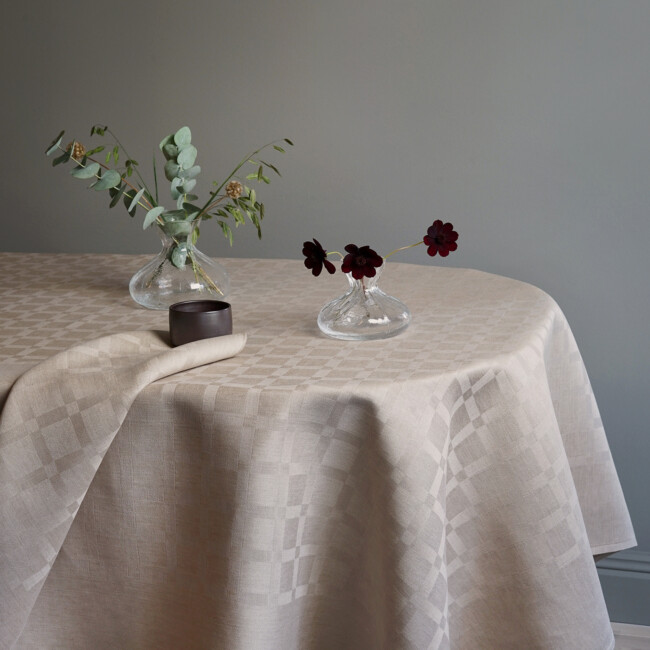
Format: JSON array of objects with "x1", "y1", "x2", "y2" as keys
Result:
[
  {"x1": 302, "y1": 239, "x2": 336, "y2": 276},
  {"x1": 341, "y1": 244, "x2": 383, "y2": 280},
  {"x1": 423, "y1": 220, "x2": 458, "y2": 257}
]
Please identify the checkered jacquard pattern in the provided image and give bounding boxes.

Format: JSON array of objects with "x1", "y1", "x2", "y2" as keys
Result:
[{"x1": 0, "y1": 254, "x2": 635, "y2": 649}]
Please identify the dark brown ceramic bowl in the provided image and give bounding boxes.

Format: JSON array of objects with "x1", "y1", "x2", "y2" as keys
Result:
[{"x1": 169, "y1": 300, "x2": 233, "y2": 347}]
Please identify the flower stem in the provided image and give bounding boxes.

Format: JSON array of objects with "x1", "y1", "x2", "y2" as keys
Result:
[
  {"x1": 327, "y1": 251, "x2": 345, "y2": 260},
  {"x1": 383, "y1": 241, "x2": 423, "y2": 260}
]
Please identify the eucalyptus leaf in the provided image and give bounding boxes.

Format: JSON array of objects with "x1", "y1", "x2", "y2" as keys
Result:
[
  {"x1": 165, "y1": 222, "x2": 192, "y2": 238},
  {"x1": 52, "y1": 151, "x2": 71, "y2": 166},
  {"x1": 129, "y1": 188, "x2": 145, "y2": 211},
  {"x1": 123, "y1": 191, "x2": 137, "y2": 216},
  {"x1": 180, "y1": 179, "x2": 196, "y2": 194},
  {"x1": 92, "y1": 169, "x2": 121, "y2": 190},
  {"x1": 143, "y1": 206, "x2": 164, "y2": 229},
  {"x1": 45, "y1": 131, "x2": 65, "y2": 156},
  {"x1": 191, "y1": 225, "x2": 200, "y2": 245},
  {"x1": 70, "y1": 162, "x2": 100, "y2": 179},
  {"x1": 177, "y1": 145, "x2": 197, "y2": 168},
  {"x1": 109, "y1": 184, "x2": 126, "y2": 208},
  {"x1": 162, "y1": 209, "x2": 186, "y2": 221},
  {"x1": 171, "y1": 243, "x2": 188, "y2": 268},
  {"x1": 163, "y1": 143, "x2": 178, "y2": 160},
  {"x1": 272, "y1": 145, "x2": 285, "y2": 153},
  {"x1": 184, "y1": 193, "x2": 199, "y2": 201},
  {"x1": 284, "y1": 138, "x2": 294, "y2": 146},
  {"x1": 170, "y1": 177, "x2": 183, "y2": 200},
  {"x1": 174, "y1": 126, "x2": 191, "y2": 146},
  {"x1": 182, "y1": 202, "x2": 203, "y2": 215},
  {"x1": 178, "y1": 165, "x2": 201, "y2": 180},
  {"x1": 164, "y1": 160, "x2": 180, "y2": 181},
  {"x1": 159, "y1": 134, "x2": 175, "y2": 152}
]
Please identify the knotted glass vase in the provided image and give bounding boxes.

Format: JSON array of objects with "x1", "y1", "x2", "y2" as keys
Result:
[
  {"x1": 129, "y1": 219, "x2": 230, "y2": 310},
  {"x1": 317, "y1": 263, "x2": 411, "y2": 340}
]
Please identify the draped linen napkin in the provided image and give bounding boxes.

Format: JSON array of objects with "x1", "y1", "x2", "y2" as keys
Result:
[{"x1": 0, "y1": 330, "x2": 246, "y2": 648}]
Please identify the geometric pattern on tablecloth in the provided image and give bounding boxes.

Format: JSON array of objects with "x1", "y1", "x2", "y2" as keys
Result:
[
  {"x1": 0, "y1": 254, "x2": 634, "y2": 650},
  {"x1": 0, "y1": 330, "x2": 246, "y2": 649}
]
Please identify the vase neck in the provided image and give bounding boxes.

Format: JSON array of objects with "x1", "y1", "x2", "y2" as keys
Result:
[
  {"x1": 346, "y1": 262, "x2": 384, "y2": 290},
  {"x1": 157, "y1": 219, "x2": 199, "y2": 246}
]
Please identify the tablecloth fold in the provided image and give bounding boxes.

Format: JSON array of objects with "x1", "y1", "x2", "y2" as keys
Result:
[{"x1": 0, "y1": 330, "x2": 246, "y2": 648}]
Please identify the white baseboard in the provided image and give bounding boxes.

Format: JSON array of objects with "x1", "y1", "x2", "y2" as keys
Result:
[{"x1": 613, "y1": 623, "x2": 650, "y2": 650}]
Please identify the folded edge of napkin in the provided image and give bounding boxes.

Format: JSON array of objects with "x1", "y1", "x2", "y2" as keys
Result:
[{"x1": 0, "y1": 330, "x2": 246, "y2": 649}]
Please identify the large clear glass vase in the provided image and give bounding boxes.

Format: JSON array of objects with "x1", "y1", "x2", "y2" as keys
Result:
[
  {"x1": 317, "y1": 263, "x2": 411, "y2": 340},
  {"x1": 129, "y1": 219, "x2": 230, "y2": 310}
]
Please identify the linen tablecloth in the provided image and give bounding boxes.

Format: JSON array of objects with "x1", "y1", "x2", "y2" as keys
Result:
[{"x1": 0, "y1": 253, "x2": 636, "y2": 649}]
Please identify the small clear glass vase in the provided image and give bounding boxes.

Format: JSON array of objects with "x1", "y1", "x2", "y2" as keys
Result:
[
  {"x1": 129, "y1": 219, "x2": 230, "y2": 310},
  {"x1": 317, "y1": 263, "x2": 411, "y2": 340}
]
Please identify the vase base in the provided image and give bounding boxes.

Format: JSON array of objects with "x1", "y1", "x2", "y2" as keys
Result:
[
  {"x1": 317, "y1": 319, "x2": 410, "y2": 341},
  {"x1": 317, "y1": 290, "x2": 411, "y2": 341}
]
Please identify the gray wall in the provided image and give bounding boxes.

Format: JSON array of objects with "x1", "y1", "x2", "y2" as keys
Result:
[{"x1": 3, "y1": 0, "x2": 650, "y2": 622}]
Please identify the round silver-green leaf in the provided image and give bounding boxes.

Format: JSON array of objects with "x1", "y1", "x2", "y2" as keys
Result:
[
  {"x1": 163, "y1": 144, "x2": 179, "y2": 160},
  {"x1": 178, "y1": 165, "x2": 201, "y2": 180},
  {"x1": 143, "y1": 206, "x2": 165, "y2": 229},
  {"x1": 164, "y1": 160, "x2": 180, "y2": 181},
  {"x1": 165, "y1": 221, "x2": 192, "y2": 237},
  {"x1": 170, "y1": 177, "x2": 183, "y2": 200},
  {"x1": 173, "y1": 126, "x2": 191, "y2": 147},
  {"x1": 171, "y1": 243, "x2": 188, "y2": 268},
  {"x1": 70, "y1": 162, "x2": 100, "y2": 179},
  {"x1": 177, "y1": 145, "x2": 197, "y2": 168},
  {"x1": 180, "y1": 179, "x2": 196, "y2": 194},
  {"x1": 92, "y1": 169, "x2": 121, "y2": 190},
  {"x1": 159, "y1": 134, "x2": 175, "y2": 151}
]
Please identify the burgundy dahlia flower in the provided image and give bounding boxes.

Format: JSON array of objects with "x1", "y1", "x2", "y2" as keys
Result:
[
  {"x1": 341, "y1": 244, "x2": 383, "y2": 280},
  {"x1": 423, "y1": 220, "x2": 458, "y2": 257},
  {"x1": 302, "y1": 239, "x2": 336, "y2": 276}
]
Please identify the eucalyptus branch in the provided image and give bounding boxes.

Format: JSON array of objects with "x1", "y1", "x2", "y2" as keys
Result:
[
  {"x1": 105, "y1": 128, "x2": 154, "y2": 200},
  {"x1": 46, "y1": 126, "x2": 291, "y2": 258},
  {"x1": 61, "y1": 143, "x2": 153, "y2": 211}
]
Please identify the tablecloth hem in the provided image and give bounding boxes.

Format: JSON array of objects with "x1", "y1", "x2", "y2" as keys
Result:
[{"x1": 591, "y1": 538, "x2": 637, "y2": 556}]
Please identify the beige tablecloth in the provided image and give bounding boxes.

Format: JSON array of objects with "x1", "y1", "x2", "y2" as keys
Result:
[{"x1": 0, "y1": 253, "x2": 636, "y2": 649}]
